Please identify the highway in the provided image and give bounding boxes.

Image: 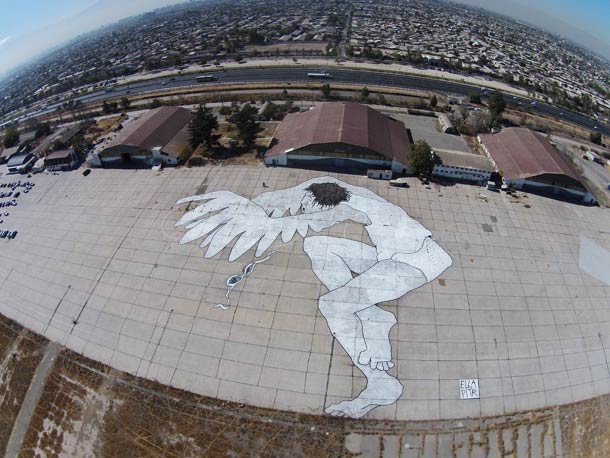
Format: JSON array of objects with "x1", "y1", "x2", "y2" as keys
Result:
[{"x1": 30, "y1": 67, "x2": 610, "y2": 136}]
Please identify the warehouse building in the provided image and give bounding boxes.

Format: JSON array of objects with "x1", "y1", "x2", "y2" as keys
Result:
[
  {"x1": 6, "y1": 152, "x2": 35, "y2": 174},
  {"x1": 265, "y1": 102, "x2": 411, "y2": 174},
  {"x1": 92, "y1": 106, "x2": 192, "y2": 168},
  {"x1": 479, "y1": 128, "x2": 595, "y2": 203}
]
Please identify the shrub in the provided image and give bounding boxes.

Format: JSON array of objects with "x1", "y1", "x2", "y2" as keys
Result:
[{"x1": 187, "y1": 155, "x2": 207, "y2": 167}]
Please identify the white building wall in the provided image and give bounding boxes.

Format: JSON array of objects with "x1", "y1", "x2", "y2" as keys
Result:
[
  {"x1": 265, "y1": 154, "x2": 288, "y2": 166},
  {"x1": 433, "y1": 164, "x2": 492, "y2": 183},
  {"x1": 507, "y1": 178, "x2": 596, "y2": 204},
  {"x1": 100, "y1": 154, "x2": 150, "y2": 165},
  {"x1": 268, "y1": 153, "x2": 394, "y2": 170},
  {"x1": 391, "y1": 160, "x2": 409, "y2": 174},
  {"x1": 367, "y1": 170, "x2": 392, "y2": 180},
  {"x1": 265, "y1": 154, "x2": 410, "y2": 175}
]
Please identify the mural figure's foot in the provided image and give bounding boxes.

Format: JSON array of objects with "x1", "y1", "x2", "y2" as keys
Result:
[
  {"x1": 325, "y1": 376, "x2": 402, "y2": 418},
  {"x1": 358, "y1": 346, "x2": 394, "y2": 371},
  {"x1": 357, "y1": 306, "x2": 397, "y2": 371}
]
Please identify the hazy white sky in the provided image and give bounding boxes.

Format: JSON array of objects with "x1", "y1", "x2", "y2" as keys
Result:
[
  {"x1": 455, "y1": 0, "x2": 610, "y2": 59},
  {"x1": 0, "y1": 0, "x2": 189, "y2": 75},
  {"x1": 0, "y1": 0, "x2": 608, "y2": 76}
]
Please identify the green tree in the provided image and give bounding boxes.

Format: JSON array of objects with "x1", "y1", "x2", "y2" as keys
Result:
[
  {"x1": 188, "y1": 104, "x2": 219, "y2": 149},
  {"x1": 361, "y1": 86, "x2": 370, "y2": 99},
  {"x1": 488, "y1": 91, "x2": 506, "y2": 117},
  {"x1": 430, "y1": 94, "x2": 438, "y2": 108},
  {"x1": 321, "y1": 83, "x2": 332, "y2": 98},
  {"x1": 409, "y1": 140, "x2": 434, "y2": 177},
  {"x1": 35, "y1": 122, "x2": 51, "y2": 139},
  {"x1": 149, "y1": 99, "x2": 163, "y2": 109},
  {"x1": 469, "y1": 93, "x2": 481, "y2": 104},
  {"x1": 121, "y1": 97, "x2": 131, "y2": 111},
  {"x1": 234, "y1": 104, "x2": 260, "y2": 147},
  {"x1": 590, "y1": 131, "x2": 602, "y2": 145},
  {"x1": 488, "y1": 91, "x2": 506, "y2": 128},
  {"x1": 2, "y1": 126, "x2": 19, "y2": 148},
  {"x1": 248, "y1": 29, "x2": 265, "y2": 44},
  {"x1": 580, "y1": 93, "x2": 594, "y2": 113},
  {"x1": 51, "y1": 139, "x2": 67, "y2": 151},
  {"x1": 102, "y1": 101, "x2": 118, "y2": 114}
]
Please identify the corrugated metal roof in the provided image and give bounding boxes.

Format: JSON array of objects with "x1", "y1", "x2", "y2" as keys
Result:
[
  {"x1": 480, "y1": 128, "x2": 579, "y2": 181},
  {"x1": 0, "y1": 146, "x2": 19, "y2": 159},
  {"x1": 45, "y1": 149, "x2": 74, "y2": 161},
  {"x1": 266, "y1": 102, "x2": 410, "y2": 164},
  {"x1": 7, "y1": 153, "x2": 32, "y2": 167},
  {"x1": 103, "y1": 106, "x2": 192, "y2": 153},
  {"x1": 163, "y1": 124, "x2": 191, "y2": 158},
  {"x1": 433, "y1": 149, "x2": 494, "y2": 171}
]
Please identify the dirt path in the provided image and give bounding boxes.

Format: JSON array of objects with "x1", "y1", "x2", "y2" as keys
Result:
[{"x1": 4, "y1": 342, "x2": 60, "y2": 458}]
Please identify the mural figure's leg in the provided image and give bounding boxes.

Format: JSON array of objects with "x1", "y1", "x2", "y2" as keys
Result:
[
  {"x1": 356, "y1": 306, "x2": 397, "y2": 371},
  {"x1": 304, "y1": 236, "x2": 427, "y2": 418},
  {"x1": 320, "y1": 260, "x2": 427, "y2": 417}
]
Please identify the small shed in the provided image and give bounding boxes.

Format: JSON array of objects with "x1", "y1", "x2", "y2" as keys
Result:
[
  {"x1": 367, "y1": 169, "x2": 392, "y2": 180},
  {"x1": 437, "y1": 114, "x2": 458, "y2": 135},
  {"x1": 44, "y1": 149, "x2": 79, "y2": 171}
]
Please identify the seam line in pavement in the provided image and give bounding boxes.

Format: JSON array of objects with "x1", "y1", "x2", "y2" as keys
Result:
[{"x1": 323, "y1": 336, "x2": 336, "y2": 411}]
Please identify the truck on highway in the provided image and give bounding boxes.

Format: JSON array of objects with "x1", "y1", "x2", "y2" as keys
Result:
[
  {"x1": 307, "y1": 72, "x2": 333, "y2": 79},
  {"x1": 196, "y1": 75, "x2": 218, "y2": 82}
]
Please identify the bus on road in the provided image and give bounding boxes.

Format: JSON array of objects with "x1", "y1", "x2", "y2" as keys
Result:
[
  {"x1": 196, "y1": 75, "x2": 218, "y2": 82},
  {"x1": 307, "y1": 72, "x2": 333, "y2": 79}
]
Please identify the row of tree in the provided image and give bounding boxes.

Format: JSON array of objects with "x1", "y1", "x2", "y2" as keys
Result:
[{"x1": 187, "y1": 103, "x2": 262, "y2": 154}]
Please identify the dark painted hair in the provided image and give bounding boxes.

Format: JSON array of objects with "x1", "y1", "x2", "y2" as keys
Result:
[{"x1": 305, "y1": 182, "x2": 351, "y2": 208}]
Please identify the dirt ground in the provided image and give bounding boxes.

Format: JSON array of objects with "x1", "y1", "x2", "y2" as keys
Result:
[
  {"x1": 201, "y1": 121, "x2": 277, "y2": 166},
  {"x1": 0, "y1": 318, "x2": 46, "y2": 456},
  {"x1": 2, "y1": 312, "x2": 610, "y2": 457},
  {"x1": 504, "y1": 109, "x2": 605, "y2": 145}
]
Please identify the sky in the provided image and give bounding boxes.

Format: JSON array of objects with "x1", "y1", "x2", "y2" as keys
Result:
[
  {"x1": 0, "y1": 0, "x2": 188, "y2": 75},
  {"x1": 455, "y1": 0, "x2": 610, "y2": 59},
  {"x1": 0, "y1": 0, "x2": 609, "y2": 76}
]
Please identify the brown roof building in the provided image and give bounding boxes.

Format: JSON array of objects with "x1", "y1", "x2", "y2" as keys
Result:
[
  {"x1": 44, "y1": 149, "x2": 79, "y2": 171},
  {"x1": 96, "y1": 106, "x2": 192, "y2": 167},
  {"x1": 265, "y1": 102, "x2": 411, "y2": 173},
  {"x1": 479, "y1": 128, "x2": 595, "y2": 203}
]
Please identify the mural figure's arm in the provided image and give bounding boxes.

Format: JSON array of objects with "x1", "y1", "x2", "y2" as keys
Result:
[
  {"x1": 176, "y1": 192, "x2": 371, "y2": 262},
  {"x1": 268, "y1": 202, "x2": 372, "y2": 240}
]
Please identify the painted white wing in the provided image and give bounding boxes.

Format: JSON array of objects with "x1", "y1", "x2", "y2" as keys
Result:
[
  {"x1": 176, "y1": 192, "x2": 371, "y2": 262},
  {"x1": 175, "y1": 191, "x2": 272, "y2": 261}
]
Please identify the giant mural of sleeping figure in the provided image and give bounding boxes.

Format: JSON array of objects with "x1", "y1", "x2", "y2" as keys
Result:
[{"x1": 175, "y1": 177, "x2": 452, "y2": 418}]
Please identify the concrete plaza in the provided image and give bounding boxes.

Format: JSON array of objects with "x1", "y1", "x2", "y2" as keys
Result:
[{"x1": 0, "y1": 165, "x2": 609, "y2": 421}]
